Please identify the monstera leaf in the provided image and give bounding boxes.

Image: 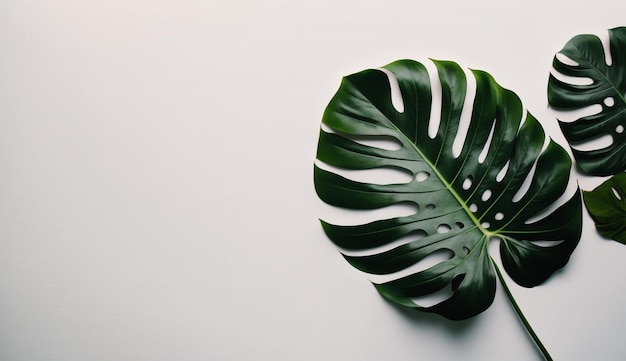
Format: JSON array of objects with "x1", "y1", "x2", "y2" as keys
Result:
[
  {"x1": 583, "y1": 173, "x2": 626, "y2": 243},
  {"x1": 548, "y1": 27, "x2": 626, "y2": 176},
  {"x1": 315, "y1": 59, "x2": 582, "y2": 322}
]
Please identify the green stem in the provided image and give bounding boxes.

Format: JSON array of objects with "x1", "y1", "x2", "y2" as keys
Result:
[{"x1": 492, "y1": 261, "x2": 553, "y2": 361}]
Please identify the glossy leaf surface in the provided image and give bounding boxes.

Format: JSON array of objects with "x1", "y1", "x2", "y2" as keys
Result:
[
  {"x1": 583, "y1": 173, "x2": 626, "y2": 244},
  {"x1": 315, "y1": 59, "x2": 582, "y2": 320},
  {"x1": 548, "y1": 27, "x2": 626, "y2": 176}
]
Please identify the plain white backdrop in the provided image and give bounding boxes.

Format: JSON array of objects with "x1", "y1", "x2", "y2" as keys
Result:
[{"x1": 1, "y1": 0, "x2": 625, "y2": 360}]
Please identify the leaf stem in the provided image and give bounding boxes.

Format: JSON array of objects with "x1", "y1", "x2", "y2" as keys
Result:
[{"x1": 492, "y1": 261, "x2": 553, "y2": 361}]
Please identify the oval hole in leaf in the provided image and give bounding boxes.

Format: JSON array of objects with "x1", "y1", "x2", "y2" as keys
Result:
[
  {"x1": 437, "y1": 224, "x2": 452, "y2": 234},
  {"x1": 612, "y1": 187, "x2": 622, "y2": 200},
  {"x1": 462, "y1": 176, "x2": 473, "y2": 190},
  {"x1": 416, "y1": 171, "x2": 430, "y2": 182}
]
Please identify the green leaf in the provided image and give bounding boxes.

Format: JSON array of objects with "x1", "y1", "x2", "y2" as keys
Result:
[
  {"x1": 583, "y1": 173, "x2": 626, "y2": 244},
  {"x1": 315, "y1": 59, "x2": 582, "y2": 321},
  {"x1": 548, "y1": 27, "x2": 626, "y2": 176}
]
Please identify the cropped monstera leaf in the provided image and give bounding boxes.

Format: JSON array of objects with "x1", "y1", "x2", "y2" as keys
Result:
[
  {"x1": 548, "y1": 27, "x2": 626, "y2": 176},
  {"x1": 583, "y1": 173, "x2": 626, "y2": 244},
  {"x1": 315, "y1": 59, "x2": 582, "y2": 322}
]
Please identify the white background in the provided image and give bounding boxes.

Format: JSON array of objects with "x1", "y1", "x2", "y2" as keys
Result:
[{"x1": 1, "y1": 1, "x2": 625, "y2": 360}]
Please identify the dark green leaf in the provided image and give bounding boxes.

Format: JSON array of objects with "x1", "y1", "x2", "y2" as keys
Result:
[
  {"x1": 548, "y1": 27, "x2": 626, "y2": 176},
  {"x1": 315, "y1": 59, "x2": 582, "y2": 320},
  {"x1": 583, "y1": 173, "x2": 626, "y2": 244}
]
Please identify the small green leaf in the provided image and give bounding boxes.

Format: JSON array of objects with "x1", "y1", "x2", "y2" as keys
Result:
[
  {"x1": 315, "y1": 59, "x2": 582, "y2": 321},
  {"x1": 583, "y1": 173, "x2": 626, "y2": 244},
  {"x1": 548, "y1": 27, "x2": 626, "y2": 176}
]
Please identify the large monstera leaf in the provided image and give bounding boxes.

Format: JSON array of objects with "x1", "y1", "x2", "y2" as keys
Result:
[
  {"x1": 548, "y1": 27, "x2": 626, "y2": 176},
  {"x1": 583, "y1": 173, "x2": 626, "y2": 244},
  {"x1": 315, "y1": 59, "x2": 582, "y2": 321}
]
